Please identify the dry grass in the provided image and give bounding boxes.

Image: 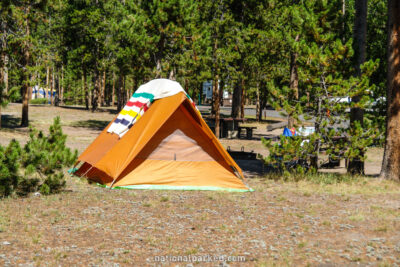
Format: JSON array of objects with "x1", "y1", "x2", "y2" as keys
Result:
[
  {"x1": 0, "y1": 178, "x2": 399, "y2": 266},
  {"x1": 0, "y1": 104, "x2": 399, "y2": 266}
]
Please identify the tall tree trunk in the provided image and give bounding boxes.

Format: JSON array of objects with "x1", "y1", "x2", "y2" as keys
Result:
[
  {"x1": 288, "y1": 35, "x2": 300, "y2": 129},
  {"x1": 36, "y1": 67, "x2": 40, "y2": 99},
  {"x1": 101, "y1": 69, "x2": 106, "y2": 106},
  {"x1": 311, "y1": 97, "x2": 322, "y2": 169},
  {"x1": 348, "y1": 0, "x2": 367, "y2": 175},
  {"x1": 213, "y1": 75, "x2": 220, "y2": 138},
  {"x1": 156, "y1": 58, "x2": 162, "y2": 78},
  {"x1": 256, "y1": 83, "x2": 261, "y2": 122},
  {"x1": 3, "y1": 54, "x2": 8, "y2": 95},
  {"x1": 184, "y1": 79, "x2": 188, "y2": 93},
  {"x1": 1, "y1": 20, "x2": 8, "y2": 96},
  {"x1": 112, "y1": 71, "x2": 115, "y2": 107},
  {"x1": 240, "y1": 78, "x2": 245, "y2": 118},
  {"x1": 380, "y1": 0, "x2": 400, "y2": 181},
  {"x1": 117, "y1": 73, "x2": 123, "y2": 111},
  {"x1": 83, "y1": 68, "x2": 89, "y2": 110},
  {"x1": 231, "y1": 80, "x2": 242, "y2": 118},
  {"x1": 56, "y1": 70, "x2": 60, "y2": 106},
  {"x1": 29, "y1": 71, "x2": 35, "y2": 100},
  {"x1": 342, "y1": 0, "x2": 346, "y2": 42},
  {"x1": 21, "y1": 6, "x2": 31, "y2": 127},
  {"x1": 46, "y1": 65, "x2": 49, "y2": 94},
  {"x1": 259, "y1": 82, "x2": 267, "y2": 122},
  {"x1": 169, "y1": 68, "x2": 175, "y2": 80},
  {"x1": 51, "y1": 66, "x2": 55, "y2": 105},
  {"x1": 60, "y1": 65, "x2": 64, "y2": 104},
  {"x1": 91, "y1": 69, "x2": 99, "y2": 112}
]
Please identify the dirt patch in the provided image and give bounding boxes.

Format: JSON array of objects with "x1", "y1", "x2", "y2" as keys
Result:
[{"x1": 0, "y1": 178, "x2": 399, "y2": 266}]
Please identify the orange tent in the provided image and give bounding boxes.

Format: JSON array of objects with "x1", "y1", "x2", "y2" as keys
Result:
[{"x1": 72, "y1": 91, "x2": 252, "y2": 192}]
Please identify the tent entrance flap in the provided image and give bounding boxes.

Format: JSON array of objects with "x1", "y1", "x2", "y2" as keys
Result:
[{"x1": 146, "y1": 129, "x2": 214, "y2": 162}]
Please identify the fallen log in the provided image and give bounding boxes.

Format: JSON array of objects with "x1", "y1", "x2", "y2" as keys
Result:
[{"x1": 266, "y1": 121, "x2": 288, "y2": 131}]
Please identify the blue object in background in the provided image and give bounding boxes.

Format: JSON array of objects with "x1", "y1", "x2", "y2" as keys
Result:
[{"x1": 283, "y1": 127, "x2": 296, "y2": 137}]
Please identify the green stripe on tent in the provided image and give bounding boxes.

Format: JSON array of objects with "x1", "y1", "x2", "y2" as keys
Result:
[
  {"x1": 68, "y1": 167, "x2": 78, "y2": 174},
  {"x1": 132, "y1": 92, "x2": 155, "y2": 101},
  {"x1": 97, "y1": 183, "x2": 254, "y2": 192}
]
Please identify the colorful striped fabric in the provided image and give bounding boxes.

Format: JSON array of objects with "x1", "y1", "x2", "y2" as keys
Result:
[{"x1": 107, "y1": 79, "x2": 198, "y2": 137}]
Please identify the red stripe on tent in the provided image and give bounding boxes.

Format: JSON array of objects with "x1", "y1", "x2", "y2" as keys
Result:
[{"x1": 126, "y1": 101, "x2": 149, "y2": 111}]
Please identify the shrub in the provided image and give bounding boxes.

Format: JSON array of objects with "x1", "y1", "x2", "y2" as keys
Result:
[
  {"x1": 0, "y1": 117, "x2": 78, "y2": 198},
  {"x1": 0, "y1": 140, "x2": 22, "y2": 198}
]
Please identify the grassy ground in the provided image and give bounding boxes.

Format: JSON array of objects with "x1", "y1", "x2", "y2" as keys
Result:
[{"x1": 0, "y1": 104, "x2": 399, "y2": 266}]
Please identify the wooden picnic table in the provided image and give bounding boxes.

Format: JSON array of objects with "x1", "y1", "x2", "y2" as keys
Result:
[
  {"x1": 204, "y1": 117, "x2": 246, "y2": 138},
  {"x1": 238, "y1": 126, "x2": 257, "y2": 139},
  {"x1": 219, "y1": 117, "x2": 246, "y2": 138}
]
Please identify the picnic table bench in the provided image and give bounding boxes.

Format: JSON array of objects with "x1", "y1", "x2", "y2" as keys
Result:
[{"x1": 238, "y1": 126, "x2": 257, "y2": 139}]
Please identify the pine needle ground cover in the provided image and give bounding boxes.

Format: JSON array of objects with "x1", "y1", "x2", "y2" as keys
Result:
[{"x1": 0, "y1": 104, "x2": 399, "y2": 266}]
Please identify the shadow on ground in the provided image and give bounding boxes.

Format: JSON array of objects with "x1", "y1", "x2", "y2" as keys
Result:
[
  {"x1": 59, "y1": 105, "x2": 119, "y2": 114},
  {"x1": 70, "y1": 120, "x2": 109, "y2": 131},
  {"x1": 1, "y1": 114, "x2": 22, "y2": 129},
  {"x1": 235, "y1": 159, "x2": 265, "y2": 178}
]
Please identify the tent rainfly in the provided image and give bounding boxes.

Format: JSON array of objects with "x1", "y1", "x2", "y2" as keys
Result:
[{"x1": 71, "y1": 79, "x2": 252, "y2": 192}]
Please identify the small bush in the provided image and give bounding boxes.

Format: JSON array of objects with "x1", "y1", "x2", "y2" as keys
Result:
[
  {"x1": 0, "y1": 117, "x2": 78, "y2": 198},
  {"x1": 0, "y1": 140, "x2": 22, "y2": 198}
]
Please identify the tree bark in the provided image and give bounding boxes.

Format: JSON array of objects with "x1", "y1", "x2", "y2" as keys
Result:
[
  {"x1": 169, "y1": 68, "x2": 175, "y2": 80},
  {"x1": 240, "y1": 78, "x2": 245, "y2": 119},
  {"x1": 117, "y1": 73, "x2": 123, "y2": 112},
  {"x1": 288, "y1": 35, "x2": 300, "y2": 129},
  {"x1": 57, "y1": 70, "x2": 60, "y2": 106},
  {"x1": 51, "y1": 66, "x2": 55, "y2": 105},
  {"x1": 213, "y1": 75, "x2": 220, "y2": 138},
  {"x1": 46, "y1": 65, "x2": 49, "y2": 92},
  {"x1": 101, "y1": 69, "x2": 106, "y2": 106},
  {"x1": 256, "y1": 83, "x2": 261, "y2": 122},
  {"x1": 342, "y1": 0, "x2": 346, "y2": 42},
  {"x1": 156, "y1": 58, "x2": 162, "y2": 78},
  {"x1": 380, "y1": 0, "x2": 400, "y2": 181},
  {"x1": 36, "y1": 66, "x2": 40, "y2": 99},
  {"x1": 1, "y1": 20, "x2": 8, "y2": 96},
  {"x1": 3, "y1": 54, "x2": 8, "y2": 95},
  {"x1": 348, "y1": 0, "x2": 367, "y2": 175},
  {"x1": 60, "y1": 65, "x2": 64, "y2": 104},
  {"x1": 112, "y1": 71, "x2": 115, "y2": 107},
  {"x1": 91, "y1": 69, "x2": 100, "y2": 112},
  {"x1": 83, "y1": 68, "x2": 89, "y2": 110},
  {"x1": 21, "y1": 5, "x2": 31, "y2": 127},
  {"x1": 231, "y1": 80, "x2": 242, "y2": 118}
]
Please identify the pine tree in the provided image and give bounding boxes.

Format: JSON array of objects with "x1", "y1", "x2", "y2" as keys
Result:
[
  {"x1": 0, "y1": 140, "x2": 21, "y2": 198},
  {"x1": 263, "y1": 0, "x2": 378, "y2": 173}
]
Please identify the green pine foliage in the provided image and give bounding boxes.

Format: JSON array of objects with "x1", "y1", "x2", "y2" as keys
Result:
[
  {"x1": 0, "y1": 117, "x2": 77, "y2": 198},
  {"x1": 262, "y1": 0, "x2": 379, "y2": 174},
  {"x1": 0, "y1": 140, "x2": 22, "y2": 197}
]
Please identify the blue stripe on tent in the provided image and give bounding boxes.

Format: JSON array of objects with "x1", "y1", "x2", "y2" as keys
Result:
[{"x1": 114, "y1": 118, "x2": 131, "y2": 126}]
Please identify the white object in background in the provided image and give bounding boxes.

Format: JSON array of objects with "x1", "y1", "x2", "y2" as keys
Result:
[{"x1": 297, "y1": 126, "x2": 315, "y2": 137}]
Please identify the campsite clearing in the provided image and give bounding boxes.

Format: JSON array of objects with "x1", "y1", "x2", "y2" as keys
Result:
[{"x1": 0, "y1": 104, "x2": 399, "y2": 266}]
